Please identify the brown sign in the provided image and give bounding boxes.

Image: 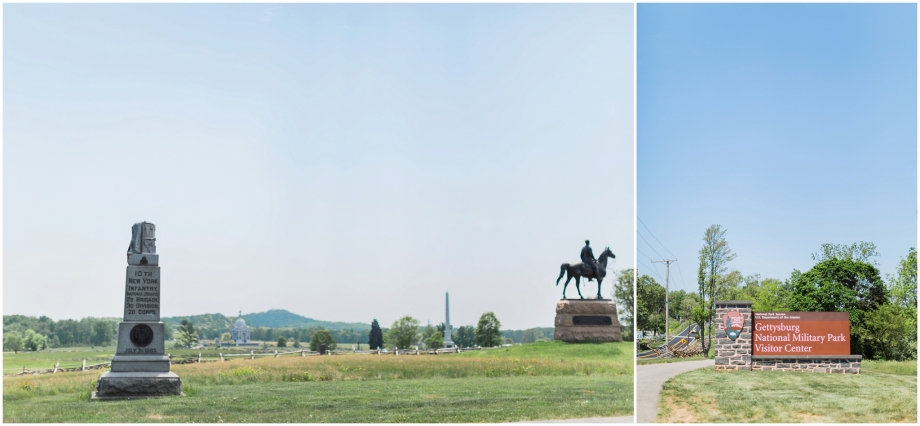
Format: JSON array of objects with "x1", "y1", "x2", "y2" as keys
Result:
[{"x1": 753, "y1": 312, "x2": 850, "y2": 356}]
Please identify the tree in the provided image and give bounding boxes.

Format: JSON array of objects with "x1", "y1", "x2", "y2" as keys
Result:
[
  {"x1": 368, "y1": 319, "x2": 384, "y2": 350},
  {"x1": 861, "y1": 304, "x2": 912, "y2": 361},
  {"x1": 613, "y1": 268, "x2": 635, "y2": 333},
  {"x1": 668, "y1": 290, "x2": 688, "y2": 321},
  {"x1": 292, "y1": 338, "x2": 302, "y2": 348},
  {"x1": 220, "y1": 332, "x2": 232, "y2": 343},
  {"x1": 787, "y1": 257, "x2": 887, "y2": 357},
  {"x1": 812, "y1": 242, "x2": 880, "y2": 265},
  {"x1": 697, "y1": 224, "x2": 736, "y2": 357},
  {"x1": 384, "y1": 316, "x2": 419, "y2": 350},
  {"x1": 680, "y1": 293, "x2": 701, "y2": 322},
  {"x1": 175, "y1": 320, "x2": 199, "y2": 348},
  {"x1": 23, "y1": 329, "x2": 47, "y2": 351},
  {"x1": 309, "y1": 330, "x2": 336, "y2": 351},
  {"x1": 888, "y1": 247, "x2": 917, "y2": 308},
  {"x1": 636, "y1": 274, "x2": 666, "y2": 335},
  {"x1": 475, "y1": 312, "x2": 502, "y2": 347},
  {"x1": 277, "y1": 336, "x2": 287, "y2": 348},
  {"x1": 4, "y1": 331, "x2": 23, "y2": 353},
  {"x1": 886, "y1": 247, "x2": 918, "y2": 360},
  {"x1": 424, "y1": 328, "x2": 444, "y2": 350},
  {"x1": 454, "y1": 326, "x2": 476, "y2": 348},
  {"x1": 749, "y1": 278, "x2": 789, "y2": 312}
]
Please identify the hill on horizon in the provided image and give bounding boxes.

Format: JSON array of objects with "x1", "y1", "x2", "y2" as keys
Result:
[{"x1": 162, "y1": 309, "x2": 371, "y2": 331}]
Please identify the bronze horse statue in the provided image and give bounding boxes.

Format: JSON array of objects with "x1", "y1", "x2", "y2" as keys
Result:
[{"x1": 556, "y1": 247, "x2": 615, "y2": 299}]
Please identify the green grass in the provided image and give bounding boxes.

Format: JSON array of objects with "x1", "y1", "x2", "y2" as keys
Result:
[
  {"x1": 4, "y1": 341, "x2": 633, "y2": 422},
  {"x1": 637, "y1": 355, "x2": 710, "y2": 365},
  {"x1": 657, "y1": 363, "x2": 917, "y2": 423},
  {"x1": 863, "y1": 359, "x2": 917, "y2": 376}
]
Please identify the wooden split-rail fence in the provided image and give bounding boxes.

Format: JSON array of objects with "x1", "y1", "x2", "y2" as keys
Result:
[{"x1": 4, "y1": 346, "x2": 497, "y2": 376}]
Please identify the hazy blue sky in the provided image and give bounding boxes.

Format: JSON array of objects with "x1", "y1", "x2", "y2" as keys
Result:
[
  {"x1": 4, "y1": 4, "x2": 635, "y2": 329},
  {"x1": 638, "y1": 4, "x2": 916, "y2": 292}
]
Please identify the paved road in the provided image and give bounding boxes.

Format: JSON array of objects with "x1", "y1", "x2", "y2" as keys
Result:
[
  {"x1": 637, "y1": 323, "x2": 698, "y2": 358},
  {"x1": 636, "y1": 359, "x2": 713, "y2": 423},
  {"x1": 519, "y1": 416, "x2": 633, "y2": 423}
]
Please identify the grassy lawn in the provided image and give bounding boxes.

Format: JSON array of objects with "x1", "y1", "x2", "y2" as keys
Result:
[
  {"x1": 657, "y1": 362, "x2": 917, "y2": 423},
  {"x1": 637, "y1": 355, "x2": 709, "y2": 366},
  {"x1": 4, "y1": 341, "x2": 633, "y2": 422}
]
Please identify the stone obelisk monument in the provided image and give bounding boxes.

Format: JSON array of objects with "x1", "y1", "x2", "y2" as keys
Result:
[
  {"x1": 93, "y1": 222, "x2": 182, "y2": 399},
  {"x1": 444, "y1": 292, "x2": 454, "y2": 348}
]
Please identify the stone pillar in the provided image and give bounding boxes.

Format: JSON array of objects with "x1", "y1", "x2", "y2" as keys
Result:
[
  {"x1": 714, "y1": 300, "x2": 752, "y2": 371},
  {"x1": 94, "y1": 222, "x2": 181, "y2": 399}
]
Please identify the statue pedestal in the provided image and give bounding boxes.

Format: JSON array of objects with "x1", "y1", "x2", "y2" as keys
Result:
[{"x1": 553, "y1": 299, "x2": 622, "y2": 342}]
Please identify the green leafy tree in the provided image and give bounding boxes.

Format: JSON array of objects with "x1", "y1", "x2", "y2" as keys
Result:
[
  {"x1": 175, "y1": 320, "x2": 199, "y2": 348},
  {"x1": 749, "y1": 278, "x2": 789, "y2": 312},
  {"x1": 4, "y1": 331, "x2": 24, "y2": 353},
  {"x1": 680, "y1": 293, "x2": 701, "y2": 323},
  {"x1": 309, "y1": 330, "x2": 336, "y2": 351},
  {"x1": 292, "y1": 338, "x2": 302, "y2": 348},
  {"x1": 475, "y1": 312, "x2": 502, "y2": 347},
  {"x1": 812, "y1": 242, "x2": 880, "y2": 265},
  {"x1": 220, "y1": 332, "x2": 232, "y2": 343},
  {"x1": 787, "y1": 257, "x2": 887, "y2": 357},
  {"x1": 22, "y1": 329, "x2": 47, "y2": 351},
  {"x1": 384, "y1": 316, "x2": 419, "y2": 350},
  {"x1": 697, "y1": 224, "x2": 736, "y2": 357},
  {"x1": 886, "y1": 247, "x2": 918, "y2": 360},
  {"x1": 636, "y1": 274, "x2": 666, "y2": 335},
  {"x1": 861, "y1": 304, "x2": 913, "y2": 360},
  {"x1": 277, "y1": 336, "x2": 287, "y2": 348},
  {"x1": 668, "y1": 289, "x2": 688, "y2": 321},
  {"x1": 423, "y1": 327, "x2": 444, "y2": 350},
  {"x1": 368, "y1": 319, "x2": 384, "y2": 350},
  {"x1": 613, "y1": 268, "x2": 635, "y2": 336},
  {"x1": 454, "y1": 326, "x2": 476, "y2": 348}
]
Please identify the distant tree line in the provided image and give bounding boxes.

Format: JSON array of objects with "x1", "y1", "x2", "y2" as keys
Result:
[{"x1": 3, "y1": 316, "x2": 120, "y2": 350}]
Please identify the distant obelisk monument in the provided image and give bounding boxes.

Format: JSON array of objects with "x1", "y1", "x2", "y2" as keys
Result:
[
  {"x1": 444, "y1": 292, "x2": 454, "y2": 348},
  {"x1": 93, "y1": 222, "x2": 182, "y2": 399}
]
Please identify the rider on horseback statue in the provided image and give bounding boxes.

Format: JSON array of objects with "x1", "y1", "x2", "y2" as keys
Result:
[{"x1": 581, "y1": 240, "x2": 598, "y2": 282}]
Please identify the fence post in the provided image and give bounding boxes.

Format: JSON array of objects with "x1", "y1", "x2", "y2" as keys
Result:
[
  {"x1": 198, "y1": 353, "x2": 202, "y2": 363},
  {"x1": 220, "y1": 353, "x2": 224, "y2": 362},
  {"x1": 301, "y1": 349, "x2": 305, "y2": 357},
  {"x1": 251, "y1": 350, "x2": 254, "y2": 360},
  {"x1": 82, "y1": 359, "x2": 86, "y2": 371},
  {"x1": 275, "y1": 350, "x2": 279, "y2": 358},
  {"x1": 53, "y1": 362, "x2": 59, "y2": 374}
]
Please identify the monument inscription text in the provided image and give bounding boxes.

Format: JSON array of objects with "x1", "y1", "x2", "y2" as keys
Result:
[{"x1": 124, "y1": 266, "x2": 160, "y2": 321}]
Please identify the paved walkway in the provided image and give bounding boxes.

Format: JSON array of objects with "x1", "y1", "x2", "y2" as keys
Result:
[
  {"x1": 519, "y1": 416, "x2": 633, "y2": 423},
  {"x1": 636, "y1": 359, "x2": 713, "y2": 423}
]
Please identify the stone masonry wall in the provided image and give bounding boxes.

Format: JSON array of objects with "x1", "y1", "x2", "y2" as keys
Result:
[
  {"x1": 714, "y1": 301, "x2": 753, "y2": 371},
  {"x1": 751, "y1": 357, "x2": 861, "y2": 374}
]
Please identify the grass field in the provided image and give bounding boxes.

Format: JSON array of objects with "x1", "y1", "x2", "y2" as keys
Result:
[
  {"x1": 657, "y1": 360, "x2": 917, "y2": 423},
  {"x1": 4, "y1": 341, "x2": 633, "y2": 423}
]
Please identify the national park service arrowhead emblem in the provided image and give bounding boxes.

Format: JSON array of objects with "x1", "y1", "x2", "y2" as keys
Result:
[{"x1": 723, "y1": 310, "x2": 744, "y2": 341}]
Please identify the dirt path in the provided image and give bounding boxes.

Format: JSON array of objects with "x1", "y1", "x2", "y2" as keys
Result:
[{"x1": 636, "y1": 359, "x2": 713, "y2": 423}]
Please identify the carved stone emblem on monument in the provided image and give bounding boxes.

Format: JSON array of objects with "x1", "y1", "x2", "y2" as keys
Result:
[{"x1": 93, "y1": 222, "x2": 181, "y2": 400}]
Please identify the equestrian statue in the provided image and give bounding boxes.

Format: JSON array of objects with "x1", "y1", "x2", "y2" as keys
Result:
[{"x1": 556, "y1": 240, "x2": 615, "y2": 299}]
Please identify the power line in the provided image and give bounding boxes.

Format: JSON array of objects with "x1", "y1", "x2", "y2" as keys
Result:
[
  {"x1": 637, "y1": 216, "x2": 688, "y2": 291},
  {"x1": 636, "y1": 231, "x2": 666, "y2": 260},
  {"x1": 636, "y1": 248, "x2": 667, "y2": 280}
]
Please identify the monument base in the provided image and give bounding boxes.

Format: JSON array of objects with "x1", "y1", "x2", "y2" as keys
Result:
[
  {"x1": 553, "y1": 299, "x2": 622, "y2": 342},
  {"x1": 110, "y1": 355, "x2": 171, "y2": 372},
  {"x1": 94, "y1": 371, "x2": 182, "y2": 399}
]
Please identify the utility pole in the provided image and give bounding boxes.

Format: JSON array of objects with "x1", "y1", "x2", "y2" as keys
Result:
[{"x1": 652, "y1": 259, "x2": 677, "y2": 344}]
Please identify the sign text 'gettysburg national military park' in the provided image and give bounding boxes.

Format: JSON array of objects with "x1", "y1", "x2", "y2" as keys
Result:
[{"x1": 752, "y1": 312, "x2": 850, "y2": 355}]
